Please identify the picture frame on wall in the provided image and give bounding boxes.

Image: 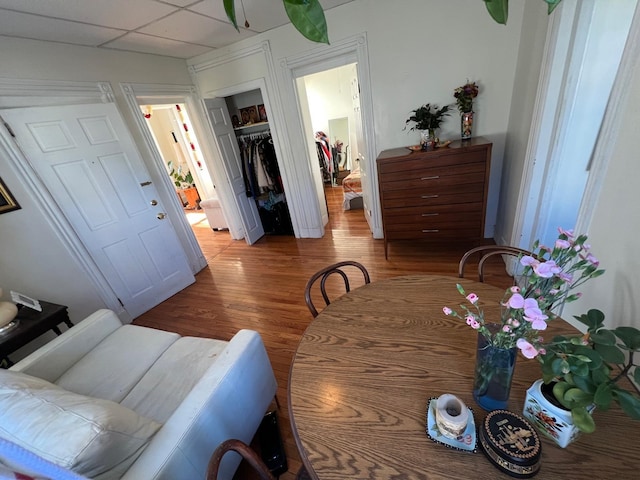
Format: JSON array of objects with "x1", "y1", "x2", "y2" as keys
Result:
[
  {"x1": 0, "y1": 177, "x2": 21, "y2": 214},
  {"x1": 239, "y1": 105, "x2": 258, "y2": 125},
  {"x1": 258, "y1": 104, "x2": 267, "y2": 122}
]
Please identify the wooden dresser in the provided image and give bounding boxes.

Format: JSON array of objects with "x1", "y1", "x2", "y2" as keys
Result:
[{"x1": 377, "y1": 137, "x2": 491, "y2": 258}]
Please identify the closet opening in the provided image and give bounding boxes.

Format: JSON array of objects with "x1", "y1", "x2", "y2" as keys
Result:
[
  {"x1": 140, "y1": 103, "x2": 230, "y2": 249},
  {"x1": 225, "y1": 90, "x2": 293, "y2": 237},
  {"x1": 296, "y1": 62, "x2": 366, "y2": 233}
]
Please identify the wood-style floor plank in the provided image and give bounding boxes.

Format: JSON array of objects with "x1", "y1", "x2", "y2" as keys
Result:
[{"x1": 134, "y1": 185, "x2": 512, "y2": 479}]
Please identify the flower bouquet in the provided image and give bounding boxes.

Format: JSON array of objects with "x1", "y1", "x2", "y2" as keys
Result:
[
  {"x1": 453, "y1": 81, "x2": 479, "y2": 114},
  {"x1": 443, "y1": 228, "x2": 605, "y2": 410}
]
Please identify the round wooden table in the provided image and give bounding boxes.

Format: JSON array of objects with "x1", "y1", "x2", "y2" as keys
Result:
[{"x1": 288, "y1": 275, "x2": 639, "y2": 479}]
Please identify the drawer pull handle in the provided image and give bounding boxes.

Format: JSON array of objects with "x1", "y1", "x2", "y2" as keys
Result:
[
  {"x1": 421, "y1": 176, "x2": 440, "y2": 180},
  {"x1": 422, "y1": 229, "x2": 440, "y2": 233},
  {"x1": 421, "y1": 195, "x2": 439, "y2": 199},
  {"x1": 422, "y1": 213, "x2": 439, "y2": 217}
]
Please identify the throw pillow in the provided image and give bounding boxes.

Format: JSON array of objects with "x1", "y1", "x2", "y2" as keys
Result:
[{"x1": 0, "y1": 370, "x2": 161, "y2": 478}]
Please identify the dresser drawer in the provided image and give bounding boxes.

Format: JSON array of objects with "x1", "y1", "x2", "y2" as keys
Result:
[
  {"x1": 382, "y1": 202, "x2": 484, "y2": 226},
  {"x1": 378, "y1": 150, "x2": 486, "y2": 175},
  {"x1": 380, "y1": 166, "x2": 486, "y2": 192},
  {"x1": 385, "y1": 224, "x2": 483, "y2": 241},
  {"x1": 381, "y1": 183, "x2": 485, "y2": 208}
]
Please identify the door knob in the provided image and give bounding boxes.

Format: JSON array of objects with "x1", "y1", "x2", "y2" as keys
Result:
[
  {"x1": 150, "y1": 199, "x2": 158, "y2": 206},
  {"x1": 157, "y1": 212, "x2": 166, "y2": 220}
]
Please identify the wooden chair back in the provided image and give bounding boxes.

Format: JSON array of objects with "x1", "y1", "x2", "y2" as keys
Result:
[
  {"x1": 206, "y1": 439, "x2": 275, "y2": 480},
  {"x1": 458, "y1": 245, "x2": 533, "y2": 284},
  {"x1": 304, "y1": 261, "x2": 371, "y2": 317}
]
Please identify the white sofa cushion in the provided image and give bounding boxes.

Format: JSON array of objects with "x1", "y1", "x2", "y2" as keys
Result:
[
  {"x1": 0, "y1": 370, "x2": 161, "y2": 479},
  {"x1": 121, "y1": 336, "x2": 228, "y2": 423},
  {"x1": 55, "y1": 324, "x2": 179, "y2": 403}
]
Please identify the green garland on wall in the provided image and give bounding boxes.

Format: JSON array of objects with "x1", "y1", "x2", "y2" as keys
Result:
[{"x1": 223, "y1": 0, "x2": 564, "y2": 45}]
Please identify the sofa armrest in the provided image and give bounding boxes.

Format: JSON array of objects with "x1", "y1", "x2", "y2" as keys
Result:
[
  {"x1": 120, "y1": 329, "x2": 278, "y2": 480},
  {"x1": 9, "y1": 309, "x2": 123, "y2": 383}
]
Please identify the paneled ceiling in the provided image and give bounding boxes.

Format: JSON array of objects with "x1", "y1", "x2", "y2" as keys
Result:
[{"x1": 0, "y1": 0, "x2": 355, "y2": 59}]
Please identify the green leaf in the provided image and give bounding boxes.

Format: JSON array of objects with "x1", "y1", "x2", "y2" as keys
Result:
[
  {"x1": 593, "y1": 383, "x2": 613, "y2": 409},
  {"x1": 614, "y1": 326, "x2": 640, "y2": 350},
  {"x1": 572, "y1": 406, "x2": 596, "y2": 433},
  {"x1": 284, "y1": 0, "x2": 329, "y2": 44},
  {"x1": 569, "y1": 361, "x2": 589, "y2": 377},
  {"x1": 572, "y1": 374, "x2": 596, "y2": 394},
  {"x1": 594, "y1": 343, "x2": 626, "y2": 364},
  {"x1": 574, "y1": 346, "x2": 603, "y2": 369},
  {"x1": 456, "y1": 284, "x2": 466, "y2": 296},
  {"x1": 564, "y1": 387, "x2": 593, "y2": 406},
  {"x1": 634, "y1": 367, "x2": 640, "y2": 386},
  {"x1": 587, "y1": 309, "x2": 606, "y2": 329},
  {"x1": 615, "y1": 390, "x2": 640, "y2": 420},
  {"x1": 485, "y1": 0, "x2": 508, "y2": 25},
  {"x1": 224, "y1": 0, "x2": 238, "y2": 31},
  {"x1": 590, "y1": 329, "x2": 616, "y2": 346}
]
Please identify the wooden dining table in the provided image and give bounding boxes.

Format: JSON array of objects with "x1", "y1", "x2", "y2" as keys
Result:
[{"x1": 288, "y1": 275, "x2": 640, "y2": 479}]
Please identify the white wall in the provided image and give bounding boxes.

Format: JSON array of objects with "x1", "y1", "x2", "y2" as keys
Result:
[
  {"x1": 189, "y1": 0, "x2": 528, "y2": 240},
  {"x1": 0, "y1": 38, "x2": 192, "y2": 325},
  {"x1": 304, "y1": 65, "x2": 353, "y2": 137}
]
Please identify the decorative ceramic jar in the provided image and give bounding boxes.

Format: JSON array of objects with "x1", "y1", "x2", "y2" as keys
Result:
[
  {"x1": 461, "y1": 111, "x2": 474, "y2": 139},
  {"x1": 420, "y1": 129, "x2": 437, "y2": 150},
  {"x1": 473, "y1": 327, "x2": 517, "y2": 411},
  {"x1": 522, "y1": 379, "x2": 594, "y2": 448}
]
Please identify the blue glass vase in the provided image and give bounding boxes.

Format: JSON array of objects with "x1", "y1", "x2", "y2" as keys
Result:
[{"x1": 473, "y1": 330, "x2": 517, "y2": 411}]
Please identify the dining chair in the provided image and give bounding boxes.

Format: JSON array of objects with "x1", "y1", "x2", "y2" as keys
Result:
[
  {"x1": 206, "y1": 439, "x2": 275, "y2": 480},
  {"x1": 458, "y1": 245, "x2": 533, "y2": 284},
  {"x1": 304, "y1": 260, "x2": 371, "y2": 317}
]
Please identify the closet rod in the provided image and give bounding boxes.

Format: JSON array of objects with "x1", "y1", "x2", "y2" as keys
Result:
[{"x1": 237, "y1": 129, "x2": 271, "y2": 142}]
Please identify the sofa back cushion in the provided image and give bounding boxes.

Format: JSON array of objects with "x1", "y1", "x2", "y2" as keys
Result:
[{"x1": 0, "y1": 370, "x2": 161, "y2": 479}]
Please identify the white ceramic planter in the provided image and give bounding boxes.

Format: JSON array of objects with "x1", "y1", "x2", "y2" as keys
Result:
[{"x1": 522, "y1": 379, "x2": 593, "y2": 448}]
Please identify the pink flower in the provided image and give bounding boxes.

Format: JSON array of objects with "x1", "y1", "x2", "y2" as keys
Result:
[
  {"x1": 443, "y1": 307, "x2": 452, "y2": 315},
  {"x1": 585, "y1": 254, "x2": 599, "y2": 266},
  {"x1": 517, "y1": 338, "x2": 540, "y2": 359},
  {"x1": 508, "y1": 293, "x2": 525, "y2": 309},
  {"x1": 510, "y1": 286, "x2": 520, "y2": 293},
  {"x1": 533, "y1": 260, "x2": 561, "y2": 278},
  {"x1": 558, "y1": 227, "x2": 574, "y2": 238},
  {"x1": 558, "y1": 272, "x2": 573, "y2": 283},
  {"x1": 466, "y1": 293, "x2": 479, "y2": 304},
  {"x1": 470, "y1": 320, "x2": 481, "y2": 330},
  {"x1": 502, "y1": 325, "x2": 511, "y2": 332},
  {"x1": 520, "y1": 256, "x2": 538, "y2": 267},
  {"x1": 512, "y1": 319, "x2": 521, "y2": 327},
  {"x1": 465, "y1": 315, "x2": 475, "y2": 325},
  {"x1": 555, "y1": 239, "x2": 571, "y2": 249}
]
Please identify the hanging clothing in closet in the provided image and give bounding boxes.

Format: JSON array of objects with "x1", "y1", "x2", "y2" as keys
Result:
[
  {"x1": 315, "y1": 131, "x2": 337, "y2": 186},
  {"x1": 238, "y1": 132, "x2": 293, "y2": 235}
]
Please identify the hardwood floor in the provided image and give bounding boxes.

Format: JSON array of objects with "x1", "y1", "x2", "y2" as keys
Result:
[{"x1": 134, "y1": 185, "x2": 511, "y2": 479}]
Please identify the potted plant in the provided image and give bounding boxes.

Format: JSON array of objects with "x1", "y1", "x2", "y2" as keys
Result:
[
  {"x1": 405, "y1": 103, "x2": 451, "y2": 150},
  {"x1": 453, "y1": 81, "x2": 479, "y2": 139},
  {"x1": 167, "y1": 160, "x2": 193, "y2": 189},
  {"x1": 523, "y1": 308, "x2": 640, "y2": 446}
]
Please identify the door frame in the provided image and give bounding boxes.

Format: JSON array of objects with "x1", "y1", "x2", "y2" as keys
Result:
[
  {"x1": 510, "y1": 1, "x2": 639, "y2": 248},
  {"x1": 280, "y1": 33, "x2": 381, "y2": 238},
  {"x1": 201, "y1": 77, "x2": 293, "y2": 239},
  {"x1": 0, "y1": 79, "x2": 128, "y2": 319},
  {"x1": 120, "y1": 82, "x2": 221, "y2": 262}
]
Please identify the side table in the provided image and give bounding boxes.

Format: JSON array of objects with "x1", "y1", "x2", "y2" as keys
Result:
[{"x1": 0, "y1": 300, "x2": 73, "y2": 367}]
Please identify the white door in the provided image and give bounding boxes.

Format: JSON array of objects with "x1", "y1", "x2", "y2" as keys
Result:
[
  {"x1": 350, "y1": 67, "x2": 373, "y2": 231},
  {"x1": 1, "y1": 103, "x2": 195, "y2": 318},
  {"x1": 207, "y1": 97, "x2": 264, "y2": 245}
]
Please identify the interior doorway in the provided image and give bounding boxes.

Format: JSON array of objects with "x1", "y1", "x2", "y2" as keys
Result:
[
  {"x1": 140, "y1": 102, "x2": 230, "y2": 246},
  {"x1": 296, "y1": 63, "x2": 367, "y2": 233}
]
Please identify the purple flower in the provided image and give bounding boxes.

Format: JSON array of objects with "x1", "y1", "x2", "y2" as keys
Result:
[
  {"x1": 533, "y1": 260, "x2": 561, "y2": 278},
  {"x1": 585, "y1": 254, "x2": 599, "y2": 266},
  {"x1": 558, "y1": 272, "x2": 573, "y2": 283},
  {"x1": 508, "y1": 293, "x2": 525, "y2": 309},
  {"x1": 466, "y1": 293, "x2": 479, "y2": 304},
  {"x1": 555, "y1": 239, "x2": 571, "y2": 249},
  {"x1": 517, "y1": 338, "x2": 540, "y2": 359},
  {"x1": 443, "y1": 307, "x2": 452, "y2": 315},
  {"x1": 558, "y1": 227, "x2": 574, "y2": 238},
  {"x1": 520, "y1": 256, "x2": 538, "y2": 267}
]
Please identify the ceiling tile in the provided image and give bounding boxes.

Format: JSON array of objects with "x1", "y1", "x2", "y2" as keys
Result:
[
  {"x1": 0, "y1": 10, "x2": 125, "y2": 46},
  {"x1": 104, "y1": 32, "x2": 212, "y2": 58},
  {"x1": 0, "y1": 0, "x2": 178, "y2": 30},
  {"x1": 159, "y1": 0, "x2": 203, "y2": 7},
  {"x1": 139, "y1": 10, "x2": 255, "y2": 47},
  {"x1": 187, "y1": 0, "x2": 289, "y2": 32}
]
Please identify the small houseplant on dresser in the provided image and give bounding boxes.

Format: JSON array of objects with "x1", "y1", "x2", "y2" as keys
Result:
[
  {"x1": 405, "y1": 103, "x2": 451, "y2": 150},
  {"x1": 523, "y1": 308, "x2": 640, "y2": 447}
]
